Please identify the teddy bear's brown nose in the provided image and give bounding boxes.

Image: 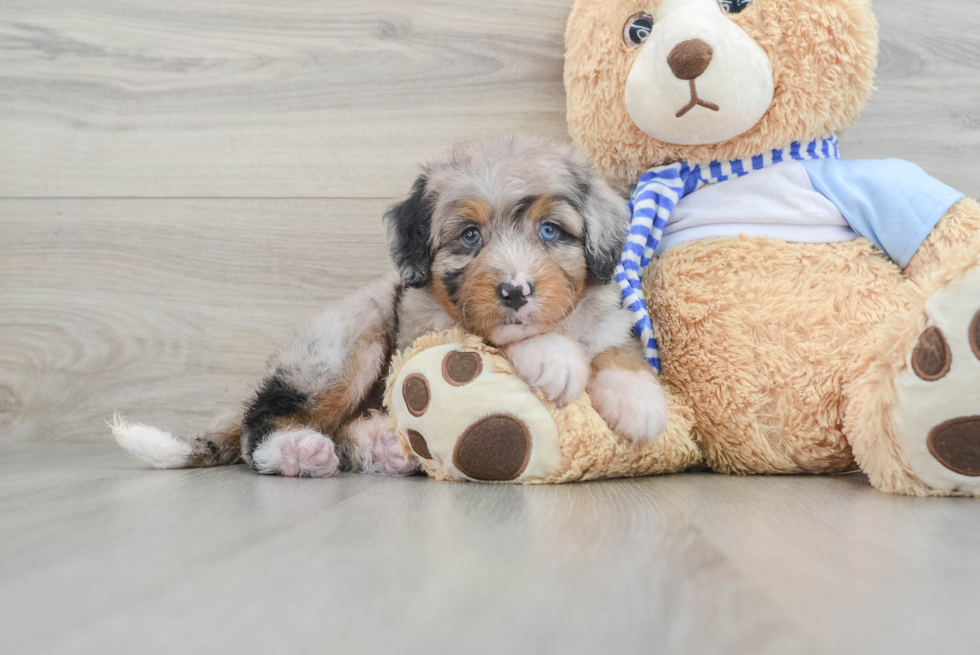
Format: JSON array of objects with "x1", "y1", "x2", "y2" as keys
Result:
[{"x1": 667, "y1": 39, "x2": 714, "y2": 80}]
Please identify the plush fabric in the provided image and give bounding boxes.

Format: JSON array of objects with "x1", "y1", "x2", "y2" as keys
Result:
[
  {"x1": 618, "y1": 135, "x2": 840, "y2": 371},
  {"x1": 562, "y1": 0, "x2": 980, "y2": 495},
  {"x1": 385, "y1": 330, "x2": 700, "y2": 484},
  {"x1": 800, "y1": 158, "x2": 965, "y2": 266},
  {"x1": 565, "y1": 0, "x2": 879, "y2": 194}
]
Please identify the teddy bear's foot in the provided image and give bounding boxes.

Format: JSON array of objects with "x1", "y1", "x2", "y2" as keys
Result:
[
  {"x1": 389, "y1": 344, "x2": 562, "y2": 482},
  {"x1": 892, "y1": 266, "x2": 980, "y2": 493}
]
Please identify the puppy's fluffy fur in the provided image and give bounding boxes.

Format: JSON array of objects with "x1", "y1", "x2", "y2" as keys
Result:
[{"x1": 113, "y1": 135, "x2": 668, "y2": 477}]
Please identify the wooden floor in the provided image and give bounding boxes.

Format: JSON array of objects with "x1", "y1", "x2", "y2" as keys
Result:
[
  {"x1": 3, "y1": 444, "x2": 980, "y2": 655},
  {"x1": 3, "y1": 1, "x2": 980, "y2": 652}
]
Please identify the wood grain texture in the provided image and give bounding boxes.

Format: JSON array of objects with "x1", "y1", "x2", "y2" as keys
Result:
[
  {"x1": 2, "y1": 1, "x2": 978, "y2": 198},
  {"x1": 2, "y1": 444, "x2": 980, "y2": 655},
  {"x1": 0, "y1": 0, "x2": 571, "y2": 198},
  {"x1": 0, "y1": 199, "x2": 392, "y2": 443},
  {"x1": 845, "y1": 0, "x2": 980, "y2": 197}
]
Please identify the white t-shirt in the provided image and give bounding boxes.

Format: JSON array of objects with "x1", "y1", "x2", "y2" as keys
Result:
[{"x1": 656, "y1": 161, "x2": 858, "y2": 255}]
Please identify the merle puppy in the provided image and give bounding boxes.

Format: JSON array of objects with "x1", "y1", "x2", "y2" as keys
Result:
[{"x1": 113, "y1": 135, "x2": 668, "y2": 477}]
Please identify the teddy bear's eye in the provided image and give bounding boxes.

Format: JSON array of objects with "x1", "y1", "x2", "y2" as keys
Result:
[
  {"x1": 623, "y1": 12, "x2": 654, "y2": 48},
  {"x1": 718, "y1": 0, "x2": 754, "y2": 14}
]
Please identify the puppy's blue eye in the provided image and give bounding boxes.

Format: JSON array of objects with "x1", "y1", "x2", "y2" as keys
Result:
[
  {"x1": 538, "y1": 223, "x2": 560, "y2": 242},
  {"x1": 461, "y1": 227, "x2": 482, "y2": 248}
]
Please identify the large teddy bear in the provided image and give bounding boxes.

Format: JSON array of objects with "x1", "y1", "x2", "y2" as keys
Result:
[{"x1": 387, "y1": 0, "x2": 980, "y2": 496}]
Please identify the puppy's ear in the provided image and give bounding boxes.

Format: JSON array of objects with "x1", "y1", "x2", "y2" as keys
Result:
[
  {"x1": 572, "y1": 165, "x2": 629, "y2": 285},
  {"x1": 384, "y1": 174, "x2": 435, "y2": 288}
]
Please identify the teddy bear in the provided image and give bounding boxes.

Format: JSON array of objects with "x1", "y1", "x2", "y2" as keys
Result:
[{"x1": 385, "y1": 0, "x2": 980, "y2": 495}]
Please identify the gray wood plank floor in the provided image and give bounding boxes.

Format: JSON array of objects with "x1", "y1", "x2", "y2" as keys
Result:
[
  {"x1": 2, "y1": 1, "x2": 980, "y2": 652},
  {"x1": 3, "y1": 444, "x2": 980, "y2": 655}
]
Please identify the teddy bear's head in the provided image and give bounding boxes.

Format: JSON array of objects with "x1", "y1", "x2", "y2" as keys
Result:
[{"x1": 565, "y1": 0, "x2": 879, "y2": 192}]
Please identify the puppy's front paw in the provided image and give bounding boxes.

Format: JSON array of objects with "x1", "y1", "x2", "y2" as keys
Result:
[
  {"x1": 506, "y1": 334, "x2": 589, "y2": 407},
  {"x1": 589, "y1": 368, "x2": 668, "y2": 444}
]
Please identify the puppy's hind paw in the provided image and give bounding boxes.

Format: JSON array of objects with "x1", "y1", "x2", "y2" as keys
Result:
[
  {"x1": 372, "y1": 429, "x2": 422, "y2": 477},
  {"x1": 589, "y1": 368, "x2": 668, "y2": 444},
  {"x1": 252, "y1": 429, "x2": 340, "y2": 478}
]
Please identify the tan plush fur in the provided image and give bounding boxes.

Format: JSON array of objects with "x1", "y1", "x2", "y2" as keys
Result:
[
  {"x1": 561, "y1": 0, "x2": 980, "y2": 495},
  {"x1": 646, "y1": 237, "x2": 908, "y2": 475}
]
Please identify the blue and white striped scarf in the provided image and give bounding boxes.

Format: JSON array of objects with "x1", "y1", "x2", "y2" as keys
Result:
[{"x1": 616, "y1": 135, "x2": 841, "y2": 372}]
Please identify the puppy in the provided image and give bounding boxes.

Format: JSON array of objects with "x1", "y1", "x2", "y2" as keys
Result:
[{"x1": 113, "y1": 134, "x2": 668, "y2": 477}]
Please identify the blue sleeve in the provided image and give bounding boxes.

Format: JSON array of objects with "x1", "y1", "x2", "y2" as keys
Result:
[{"x1": 801, "y1": 159, "x2": 965, "y2": 267}]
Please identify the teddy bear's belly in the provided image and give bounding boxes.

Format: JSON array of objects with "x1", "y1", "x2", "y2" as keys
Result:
[{"x1": 645, "y1": 235, "x2": 911, "y2": 475}]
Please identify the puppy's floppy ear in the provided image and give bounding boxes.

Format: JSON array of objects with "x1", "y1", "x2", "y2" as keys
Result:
[
  {"x1": 570, "y1": 163, "x2": 630, "y2": 285},
  {"x1": 384, "y1": 174, "x2": 436, "y2": 288}
]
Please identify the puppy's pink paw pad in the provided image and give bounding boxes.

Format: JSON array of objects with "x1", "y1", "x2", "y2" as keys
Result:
[
  {"x1": 253, "y1": 429, "x2": 340, "y2": 478},
  {"x1": 372, "y1": 429, "x2": 421, "y2": 477}
]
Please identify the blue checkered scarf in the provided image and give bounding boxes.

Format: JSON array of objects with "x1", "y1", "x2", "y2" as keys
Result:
[{"x1": 617, "y1": 135, "x2": 841, "y2": 372}]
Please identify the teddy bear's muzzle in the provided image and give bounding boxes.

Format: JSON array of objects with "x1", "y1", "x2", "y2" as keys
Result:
[{"x1": 623, "y1": 0, "x2": 775, "y2": 146}]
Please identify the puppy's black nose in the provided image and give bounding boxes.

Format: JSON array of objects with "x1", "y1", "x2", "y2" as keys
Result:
[{"x1": 496, "y1": 282, "x2": 532, "y2": 310}]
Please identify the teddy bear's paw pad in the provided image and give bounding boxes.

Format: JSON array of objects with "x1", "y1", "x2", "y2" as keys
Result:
[
  {"x1": 442, "y1": 350, "x2": 482, "y2": 385},
  {"x1": 390, "y1": 344, "x2": 561, "y2": 483},
  {"x1": 406, "y1": 429, "x2": 432, "y2": 460},
  {"x1": 927, "y1": 417, "x2": 980, "y2": 477},
  {"x1": 894, "y1": 267, "x2": 980, "y2": 492},
  {"x1": 454, "y1": 414, "x2": 531, "y2": 481}
]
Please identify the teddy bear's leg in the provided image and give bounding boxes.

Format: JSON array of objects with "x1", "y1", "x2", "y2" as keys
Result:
[
  {"x1": 844, "y1": 199, "x2": 980, "y2": 496},
  {"x1": 387, "y1": 336, "x2": 702, "y2": 483}
]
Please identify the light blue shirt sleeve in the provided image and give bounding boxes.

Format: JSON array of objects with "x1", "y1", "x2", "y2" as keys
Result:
[{"x1": 801, "y1": 159, "x2": 965, "y2": 267}]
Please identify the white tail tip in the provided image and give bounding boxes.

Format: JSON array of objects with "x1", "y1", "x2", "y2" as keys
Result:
[{"x1": 109, "y1": 413, "x2": 193, "y2": 469}]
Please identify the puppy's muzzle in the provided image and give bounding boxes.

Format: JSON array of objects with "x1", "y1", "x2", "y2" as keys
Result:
[{"x1": 497, "y1": 281, "x2": 535, "y2": 311}]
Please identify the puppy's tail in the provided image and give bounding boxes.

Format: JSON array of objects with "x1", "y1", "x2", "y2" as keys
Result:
[{"x1": 109, "y1": 412, "x2": 242, "y2": 469}]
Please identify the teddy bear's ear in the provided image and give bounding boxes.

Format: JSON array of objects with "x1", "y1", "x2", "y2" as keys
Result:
[
  {"x1": 384, "y1": 174, "x2": 436, "y2": 288},
  {"x1": 569, "y1": 161, "x2": 630, "y2": 285}
]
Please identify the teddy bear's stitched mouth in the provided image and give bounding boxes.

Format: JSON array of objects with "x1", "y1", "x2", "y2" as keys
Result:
[{"x1": 676, "y1": 79, "x2": 720, "y2": 118}]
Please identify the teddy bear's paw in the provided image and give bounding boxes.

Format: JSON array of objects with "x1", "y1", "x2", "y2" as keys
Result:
[
  {"x1": 390, "y1": 344, "x2": 562, "y2": 482},
  {"x1": 893, "y1": 266, "x2": 980, "y2": 492},
  {"x1": 505, "y1": 334, "x2": 589, "y2": 407},
  {"x1": 252, "y1": 429, "x2": 340, "y2": 478},
  {"x1": 588, "y1": 368, "x2": 668, "y2": 444}
]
